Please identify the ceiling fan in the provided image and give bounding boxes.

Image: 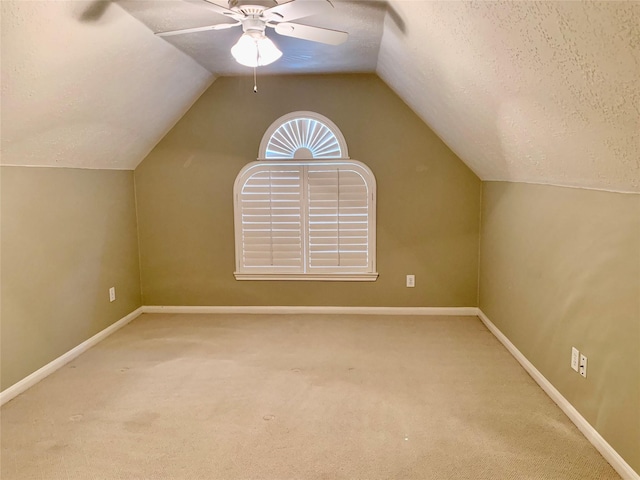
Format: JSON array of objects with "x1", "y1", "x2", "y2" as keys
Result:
[{"x1": 156, "y1": 0, "x2": 349, "y2": 68}]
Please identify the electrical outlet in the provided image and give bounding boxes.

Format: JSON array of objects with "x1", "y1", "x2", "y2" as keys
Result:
[
  {"x1": 571, "y1": 347, "x2": 580, "y2": 372},
  {"x1": 109, "y1": 287, "x2": 116, "y2": 303},
  {"x1": 579, "y1": 354, "x2": 587, "y2": 378},
  {"x1": 406, "y1": 275, "x2": 415, "y2": 288}
]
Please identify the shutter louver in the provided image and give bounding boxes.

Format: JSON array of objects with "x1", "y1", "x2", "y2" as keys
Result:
[
  {"x1": 307, "y1": 166, "x2": 369, "y2": 270},
  {"x1": 239, "y1": 167, "x2": 303, "y2": 271},
  {"x1": 265, "y1": 118, "x2": 343, "y2": 159}
]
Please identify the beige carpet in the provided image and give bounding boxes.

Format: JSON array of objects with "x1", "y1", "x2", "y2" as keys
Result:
[{"x1": 1, "y1": 314, "x2": 620, "y2": 479}]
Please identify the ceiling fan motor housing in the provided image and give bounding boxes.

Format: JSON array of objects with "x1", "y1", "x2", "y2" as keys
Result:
[
  {"x1": 242, "y1": 17, "x2": 267, "y2": 35},
  {"x1": 228, "y1": 0, "x2": 278, "y2": 15}
]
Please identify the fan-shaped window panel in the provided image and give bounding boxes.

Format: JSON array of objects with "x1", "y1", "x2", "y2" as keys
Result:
[{"x1": 259, "y1": 112, "x2": 349, "y2": 160}]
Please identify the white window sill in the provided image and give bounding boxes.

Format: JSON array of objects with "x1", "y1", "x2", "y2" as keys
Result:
[{"x1": 234, "y1": 273, "x2": 379, "y2": 282}]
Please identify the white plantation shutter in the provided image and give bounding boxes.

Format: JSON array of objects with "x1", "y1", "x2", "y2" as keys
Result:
[
  {"x1": 259, "y1": 111, "x2": 349, "y2": 160},
  {"x1": 237, "y1": 165, "x2": 304, "y2": 272},
  {"x1": 264, "y1": 118, "x2": 343, "y2": 159},
  {"x1": 307, "y1": 166, "x2": 370, "y2": 271},
  {"x1": 234, "y1": 112, "x2": 376, "y2": 281},
  {"x1": 234, "y1": 160, "x2": 376, "y2": 280}
]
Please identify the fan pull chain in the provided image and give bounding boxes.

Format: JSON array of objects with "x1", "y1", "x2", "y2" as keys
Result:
[
  {"x1": 253, "y1": 66, "x2": 258, "y2": 94},
  {"x1": 253, "y1": 46, "x2": 259, "y2": 93}
]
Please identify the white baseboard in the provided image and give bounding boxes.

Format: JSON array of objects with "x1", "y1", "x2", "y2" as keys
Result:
[
  {"x1": 141, "y1": 305, "x2": 479, "y2": 316},
  {"x1": 3, "y1": 304, "x2": 635, "y2": 479},
  {"x1": 0, "y1": 306, "x2": 144, "y2": 406},
  {"x1": 477, "y1": 309, "x2": 639, "y2": 480},
  {"x1": 0, "y1": 305, "x2": 474, "y2": 406}
]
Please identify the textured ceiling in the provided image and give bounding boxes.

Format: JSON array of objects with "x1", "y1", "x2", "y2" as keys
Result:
[
  {"x1": 119, "y1": 0, "x2": 386, "y2": 75},
  {"x1": 377, "y1": 1, "x2": 640, "y2": 193},
  {"x1": 0, "y1": 1, "x2": 213, "y2": 169},
  {"x1": 1, "y1": 1, "x2": 638, "y2": 192}
]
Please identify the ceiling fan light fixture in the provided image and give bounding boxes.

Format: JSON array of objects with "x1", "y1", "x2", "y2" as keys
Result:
[{"x1": 231, "y1": 32, "x2": 282, "y2": 67}]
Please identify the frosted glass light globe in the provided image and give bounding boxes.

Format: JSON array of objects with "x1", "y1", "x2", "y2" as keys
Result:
[{"x1": 231, "y1": 33, "x2": 282, "y2": 67}]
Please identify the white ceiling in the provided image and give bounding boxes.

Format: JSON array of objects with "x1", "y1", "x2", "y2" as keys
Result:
[
  {"x1": 1, "y1": 0, "x2": 638, "y2": 192},
  {"x1": 1, "y1": 0, "x2": 213, "y2": 170},
  {"x1": 119, "y1": 0, "x2": 386, "y2": 74},
  {"x1": 377, "y1": 0, "x2": 640, "y2": 193}
]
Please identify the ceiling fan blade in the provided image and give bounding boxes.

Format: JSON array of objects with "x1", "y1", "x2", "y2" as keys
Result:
[
  {"x1": 198, "y1": 0, "x2": 240, "y2": 17},
  {"x1": 275, "y1": 22, "x2": 348, "y2": 45},
  {"x1": 156, "y1": 23, "x2": 240, "y2": 37},
  {"x1": 266, "y1": 0, "x2": 333, "y2": 22}
]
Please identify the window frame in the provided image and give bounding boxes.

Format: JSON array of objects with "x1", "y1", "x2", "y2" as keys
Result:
[
  {"x1": 233, "y1": 111, "x2": 377, "y2": 282},
  {"x1": 233, "y1": 159, "x2": 378, "y2": 281}
]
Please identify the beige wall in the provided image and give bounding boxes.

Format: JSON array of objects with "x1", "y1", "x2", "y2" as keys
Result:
[
  {"x1": 1, "y1": 71, "x2": 637, "y2": 473},
  {"x1": 135, "y1": 74, "x2": 481, "y2": 307},
  {"x1": 479, "y1": 181, "x2": 640, "y2": 473},
  {"x1": 0, "y1": 167, "x2": 142, "y2": 390}
]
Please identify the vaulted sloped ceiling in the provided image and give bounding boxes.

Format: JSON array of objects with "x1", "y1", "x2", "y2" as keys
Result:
[
  {"x1": 119, "y1": 0, "x2": 386, "y2": 74},
  {"x1": 1, "y1": 1, "x2": 638, "y2": 192},
  {"x1": 377, "y1": 1, "x2": 640, "y2": 193},
  {"x1": 0, "y1": 1, "x2": 213, "y2": 170}
]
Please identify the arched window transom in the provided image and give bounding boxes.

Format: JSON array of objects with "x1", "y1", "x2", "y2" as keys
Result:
[{"x1": 259, "y1": 111, "x2": 349, "y2": 160}]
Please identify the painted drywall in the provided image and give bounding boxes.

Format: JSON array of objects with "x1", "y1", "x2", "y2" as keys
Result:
[
  {"x1": 0, "y1": 167, "x2": 141, "y2": 391},
  {"x1": 378, "y1": 1, "x2": 640, "y2": 193},
  {"x1": 0, "y1": 0, "x2": 213, "y2": 170},
  {"x1": 479, "y1": 181, "x2": 640, "y2": 473},
  {"x1": 5, "y1": 1, "x2": 638, "y2": 194},
  {"x1": 121, "y1": 0, "x2": 384, "y2": 75},
  {"x1": 135, "y1": 74, "x2": 480, "y2": 307}
]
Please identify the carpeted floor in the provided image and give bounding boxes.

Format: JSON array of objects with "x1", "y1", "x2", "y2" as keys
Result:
[{"x1": 1, "y1": 314, "x2": 620, "y2": 479}]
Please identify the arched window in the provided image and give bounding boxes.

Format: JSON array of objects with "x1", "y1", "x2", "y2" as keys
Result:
[
  {"x1": 259, "y1": 112, "x2": 348, "y2": 159},
  {"x1": 234, "y1": 112, "x2": 377, "y2": 281}
]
